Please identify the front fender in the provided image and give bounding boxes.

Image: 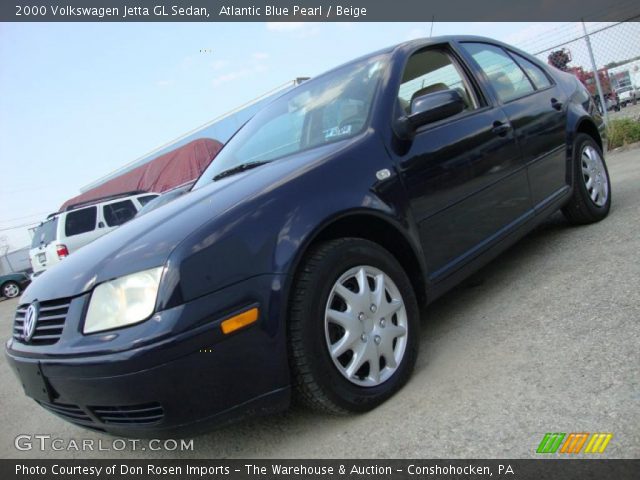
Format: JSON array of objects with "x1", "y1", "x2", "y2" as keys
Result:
[{"x1": 159, "y1": 131, "x2": 417, "y2": 310}]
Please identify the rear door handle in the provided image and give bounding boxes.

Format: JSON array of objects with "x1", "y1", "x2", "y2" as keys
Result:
[
  {"x1": 492, "y1": 121, "x2": 512, "y2": 136},
  {"x1": 551, "y1": 98, "x2": 563, "y2": 110}
]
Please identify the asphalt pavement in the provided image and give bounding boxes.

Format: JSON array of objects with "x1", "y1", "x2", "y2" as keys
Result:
[
  {"x1": 1, "y1": 147, "x2": 638, "y2": 459},
  {"x1": 609, "y1": 102, "x2": 640, "y2": 121}
]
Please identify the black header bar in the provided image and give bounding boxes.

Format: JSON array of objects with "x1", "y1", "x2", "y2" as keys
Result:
[{"x1": 3, "y1": 0, "x2": 640, "y2": 22}]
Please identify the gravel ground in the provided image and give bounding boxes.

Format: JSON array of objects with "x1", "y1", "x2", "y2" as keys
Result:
[{"x1": 1, "y1": 148, "x2": 638, "y2": 459}]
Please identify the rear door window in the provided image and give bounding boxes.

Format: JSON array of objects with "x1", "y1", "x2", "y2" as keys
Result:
[
  {"x1": 31, "y1": 217, "x2": 58, "y2": 247},
  {"x1": 103, "y1": 199, "x2": 137, "y2": 227},
  {"x1": 511, "y1": 52, "x2": 552, "y2": 90},
  {"x1": 65, "y1": 207, "x2": 97, "y2": 237},
  {"x1": 462, "y1": 43, "x2": 535, "y2": 103}
]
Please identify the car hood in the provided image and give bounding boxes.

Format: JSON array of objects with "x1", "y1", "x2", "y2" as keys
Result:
[{"x1": 21, "y1": 141, "x2": 350, "y2": 303}]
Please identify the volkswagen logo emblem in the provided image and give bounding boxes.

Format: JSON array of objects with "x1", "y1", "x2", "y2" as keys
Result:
[{"x1": 23, "y1": 302, "x2": 39, "y2": 342}]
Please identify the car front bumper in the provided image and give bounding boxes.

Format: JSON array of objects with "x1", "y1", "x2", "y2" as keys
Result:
[{"x1": 5, "y1": 274, "x2": 291, "y2": 438}]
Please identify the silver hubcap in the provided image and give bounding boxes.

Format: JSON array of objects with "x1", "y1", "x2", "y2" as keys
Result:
[
  {"x1": 324, "y1": 265, "x2": 408, "y2": 387},
  {"x1": 3, "y1": 283, "x2": 19, "y2": 298},
  {"x1": 581, "y1": 145, "x2": 608, "y2": 207}
]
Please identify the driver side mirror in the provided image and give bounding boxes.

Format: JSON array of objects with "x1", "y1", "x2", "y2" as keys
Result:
[{"x1": 396, "y1": 89, "x2": 466, "y2": 139}]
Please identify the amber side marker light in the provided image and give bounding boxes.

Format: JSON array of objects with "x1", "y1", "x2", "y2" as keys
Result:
[{"x1": 221, "y1": 307, "x2": 259, "y2": 334}]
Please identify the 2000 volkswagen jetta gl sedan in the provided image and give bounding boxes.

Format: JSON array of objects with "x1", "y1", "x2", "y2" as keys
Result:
[{"x1": 7, "y1": 36, "x2": 610, "y2": 437}]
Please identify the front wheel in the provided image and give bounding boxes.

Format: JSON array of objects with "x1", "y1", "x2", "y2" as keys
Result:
[
  {"x1": 2, "y1": 281, "x2": 21, "y2": 299},
  {"x1": 562, "y1": 133, "x2": 611, "y2": 224},
  {"x1": 288, "y1": 238, "x2": 419, "y2": 414}
]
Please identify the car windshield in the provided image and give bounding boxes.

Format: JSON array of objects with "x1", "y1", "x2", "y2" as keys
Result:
[
  {"x1": 30, "y1": 217, "x2": 58, "y2": 248},
  {"x1": 193, "y1": 55, "x2": 387, "y2": 188}
]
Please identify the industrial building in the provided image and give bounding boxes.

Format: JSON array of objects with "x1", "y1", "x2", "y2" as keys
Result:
[{"x1": 69, "y1": 78, "x2": 307, "y2": 208}]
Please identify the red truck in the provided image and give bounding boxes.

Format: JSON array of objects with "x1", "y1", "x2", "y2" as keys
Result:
[{"x1": 548, "y1": 49, "x2": 619, "y2": 113}]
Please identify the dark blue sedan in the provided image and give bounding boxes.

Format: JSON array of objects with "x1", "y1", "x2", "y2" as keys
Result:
[{"x1": 6, "y1": 36, "x2": 610, "y2": 437}]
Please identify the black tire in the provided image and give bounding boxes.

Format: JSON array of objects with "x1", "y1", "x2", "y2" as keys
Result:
[
  {"x1": 562, "y1": 133, "x2": 611, "y2": 225},
  {"x1": 1, "y1": 281, "x2": 21, "y2": 299},
  {"x1": 288, "y1": 238, "x2": 419, "y2": 414}
]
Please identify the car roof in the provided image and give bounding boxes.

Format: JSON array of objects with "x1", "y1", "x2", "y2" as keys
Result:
[
  {"x1": 319, "y1": 35, "x2": 531, "y2": 78},
  {"x1": 390, "y1": 35, "x2": 537, "y2": 59},
  {"x1": 43, "y1": 191, "x2": 156, "y2": 221},
  {"x1": 64, "y1": 190, "x2": 150, "y2": 212}
]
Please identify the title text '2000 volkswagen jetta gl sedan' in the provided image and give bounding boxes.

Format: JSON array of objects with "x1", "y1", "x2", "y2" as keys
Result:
[{"x1": 7, "y1": 36, "x2": 610, "y2": 437}]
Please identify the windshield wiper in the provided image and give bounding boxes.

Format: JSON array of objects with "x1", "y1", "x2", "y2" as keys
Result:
[{"x1": 212, "y1": 161, "x2": 269, "y2": 181}]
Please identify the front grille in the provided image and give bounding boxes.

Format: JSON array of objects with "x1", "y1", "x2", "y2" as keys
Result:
[
  {"x1": 91, "y1": 403, "x2": 164, "y2": 425},
  {"x1": 14, "y1": 298, "x2": 70, "y2": 345},
  {"x1": 37, "y1": 400, "x2": 94, "y2": 426}
]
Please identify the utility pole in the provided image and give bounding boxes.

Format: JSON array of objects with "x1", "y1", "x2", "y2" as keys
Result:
[{"x1": 582, "y1": 20, "x2": 609, "y2": 124}]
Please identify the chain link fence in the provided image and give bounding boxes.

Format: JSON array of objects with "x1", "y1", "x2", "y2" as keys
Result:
[{"x1": 515, "y1": 20, "x2": 640, "y2": 123}]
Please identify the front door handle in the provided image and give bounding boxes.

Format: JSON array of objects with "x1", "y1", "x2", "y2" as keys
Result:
[
  {"x1": 551, "y1": 98, "x2": 563, "y2": 111},
  {"x1": 492, "y1": 121, "x2": 512, "y2": 136}
]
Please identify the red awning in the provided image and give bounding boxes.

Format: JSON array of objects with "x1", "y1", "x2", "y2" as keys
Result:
[{"x1": 60, "y1": 138, "x2": 222, "y2": 211}]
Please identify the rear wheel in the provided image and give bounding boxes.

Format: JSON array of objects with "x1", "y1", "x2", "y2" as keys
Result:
[
  {"x1": 288, "y1": 238, "x2": 419, "y2": 414},
  {"x1": 562, "y1": 133, "x2": 611, "y2": 224},
  {"x1": 2, "y1": 281, "x2": 20, "y2": 299}
]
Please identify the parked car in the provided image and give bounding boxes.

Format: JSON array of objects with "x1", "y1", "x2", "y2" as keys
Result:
[
  {"x1": 616, "y1": 85, "x2": 637, "y2": 107},
  {"x1": 0, "y1": 272, "x2": 30, "y2": 299},
  {"x1": 135, "y1": 183, "x2": 193, "y2": 217},
  {"x1": 29, "y1": 191, "x2": 159, "y2": 276},
  {"x1": 7, "y1": 36, "x2": 610, "y2": 437},
  {"x1": 604, "y1": 93, "x2": 621, "y2": 112}
]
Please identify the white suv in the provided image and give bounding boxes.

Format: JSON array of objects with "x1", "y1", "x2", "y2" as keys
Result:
[
  {"x1": 29, "y1": 191, "x2": 159, "y2": 276},
  {"x1": 617, "y1": 85, "x2": 637, "y2": 107}
]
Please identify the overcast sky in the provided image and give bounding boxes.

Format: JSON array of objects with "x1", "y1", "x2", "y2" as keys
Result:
[{"x1": 1, "y1": 21, "x2": 635, "y2": 249}]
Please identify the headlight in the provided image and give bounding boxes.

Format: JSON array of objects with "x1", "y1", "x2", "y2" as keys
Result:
[{"x1": 83, "y1": 267, "x2": 163, "y2": 334}]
